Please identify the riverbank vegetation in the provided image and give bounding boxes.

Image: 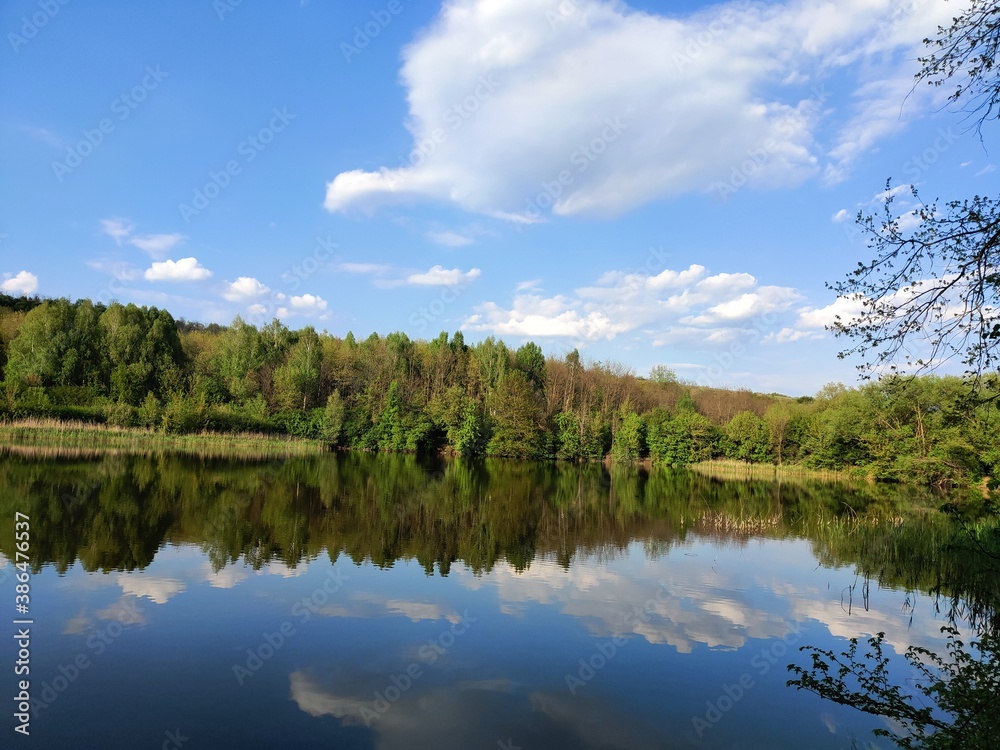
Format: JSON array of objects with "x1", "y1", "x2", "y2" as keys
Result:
[
  {"x1": 0, "y1": 418, "x2": 325, "y2": 459},
  {"x1": 2, "y1": 292, "x2": 998, "y2": 486}
]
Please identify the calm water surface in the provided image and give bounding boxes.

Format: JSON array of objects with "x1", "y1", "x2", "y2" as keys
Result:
[{"x1": 0, "y1": 453, "x2": 973, "y2": 748}]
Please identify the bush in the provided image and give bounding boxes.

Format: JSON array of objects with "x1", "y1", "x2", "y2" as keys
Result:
[{"x1": 103, "y1": 401, "x2": 137, "y2": 428}]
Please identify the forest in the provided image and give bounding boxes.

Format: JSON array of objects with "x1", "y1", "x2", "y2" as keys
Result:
[{"x1": 1, "y1": 292, "x2": 998, "y2": 487}]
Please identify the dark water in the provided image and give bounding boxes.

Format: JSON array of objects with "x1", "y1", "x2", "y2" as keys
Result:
[{"x1": 0, "y1": 453, "x2": 980, "y2": 748}]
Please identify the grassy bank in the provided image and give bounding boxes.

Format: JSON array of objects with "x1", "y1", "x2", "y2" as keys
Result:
[
  {"x1": 0, "y1": 419, "x2": 328, "y2": 459},
  {"x1": 690, "y1": 459, "x2": 848, "y2": 483}
]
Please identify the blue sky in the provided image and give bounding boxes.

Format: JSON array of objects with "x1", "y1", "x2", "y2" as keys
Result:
[{"x1": 1, "y1": 0, "x2": 994, "y2": 396}]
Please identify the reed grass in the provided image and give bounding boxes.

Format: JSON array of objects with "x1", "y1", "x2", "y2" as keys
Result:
[
  {"x1": 0, "y1": 418, "x2": 327, "y2": 459},
  {"x1": 690, "y1": 459, "x2": 848, "y2": 483},
  {"x1": 697, "y1": 510, "x2": 784, "y2": 534}
]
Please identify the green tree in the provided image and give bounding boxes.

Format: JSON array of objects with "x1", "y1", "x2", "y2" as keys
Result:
[
  {"x1": 764, "y1": 403, "x2": 793, "y2": 465},
  {"x1": 515, "y1": 341, "x2": 546, "y2": 391},
  {"x1": 321, "y1": 390, "x2": 345, "y2": 445},
  {"x1": 649, "y1": 364, "x2": 677, "y2": 384},
  {"x1": 273, "y1": 327, "x2": 321, "y2": 411},
  {"x1": 611, "y1": 409, "x2": 646, "y2": 461},
  {"x1": 455, "y1": 402, "x2": 487, "y2": 457},
  {"x1": 487, "y1": 371, "x2": 540, "y2": 457},
  {"x1": 723, "y1": 411, "x2": 770, "y2": 463}
]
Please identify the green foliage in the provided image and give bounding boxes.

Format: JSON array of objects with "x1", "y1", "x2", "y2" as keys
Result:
[
  {"x1": 611, "y1": 410, "x2": 645, "y2": 461},
  {"x1": 273, "y1": 327, "x2": 321, "y2": 411},
  {"x1": 322, "y1": 391, "x2": 345, "y2": 445},
  {"x1": 137, "y1": 392, "x2": 162, "y2": 428},
  {"x1": 103, "y1": 401, "x2": 137, "y2": 428},
  {"x1": 455, "y1": 403, "x2": 487, "y2": 457},
  {"x1": 648, "y1": 364, "x2": 677, "y2": 384},
  {"x1": 0, "y1": 293, "x2": 996, "y2": 485},
  {"x1": 488, "y1": 371, "x2": 541, "y2": 457},
  {"x1": 515, "y1": 342, "x2": 546, "y2": 391},
  {"x1": 555, "y1": 411, "x2": 583, "y2": 460},
  {"x1": 161, "y1": 395, "x2": 207, "y2": 434},
  {"x1": 788, "y1": 626, "x2": 1000, "y2": 749},
  {"x1": 648, "y1": 411, "x2": 693, "y2": 465},
  {"x1": 723, "y1": 411, "x2": 770, "y2": 463}
]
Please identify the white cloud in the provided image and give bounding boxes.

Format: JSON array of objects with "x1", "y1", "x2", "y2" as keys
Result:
[
  {"x1": 117, "y1": 574, "x2": 185, "y2": 605},
  {"x1": 339, "y1": 262, "x2": 393, "y2": 275},
  {"x1": 406, "y1": 265, "x2": 481, "y2": 286},
  {"x1": 796, "y1": 296, "x2": 867, "y2": 329},
  {"x1": 86, "y1": 259, "x2": 142, "y2": 281},
  {"x1": 247, "y1": 303, "x2": 268, "y2": 316},
  {"x1": 0, "y1": 270, "x2": 38, "y2": 296},
  {"x1": 427, "y1": 229, "x2": 474, "y2": 247},
  {"x1": 325, "y1": 0, "x2": 957, "y2": 220},
  {"x1": 144, "y1": 257, "x2": 213, "y2": 282},
  {"x1": 101, "y1": 218, "x2": 134, "y2": 245},
  {"x1": 762, "y1": 326, "x2": 826, "y2": 344},
  {"x1": 223, "y1": 276, "x2": 271, "y2": 301},
  {"x1": 276, "y1": 293, "x2": 330, "y2": 319},
  {"x1": 128, "y1": 232, "x2": 186, "y2": 258},
  {"x1": 100, "y1": 218, "x2": 186, "y2": 257},
  {"x1": 832, "y1": 208, "x2": 851, "y2": 223},
  {"x1": 466, "y1": 262, "x2": 801, "y2": 344},
  {"x1": 468, "y1": 295, "x2": 630, "y2": 340},
  {"x1": 289, "y1": 293, "x2": 327, "y2": 311}
]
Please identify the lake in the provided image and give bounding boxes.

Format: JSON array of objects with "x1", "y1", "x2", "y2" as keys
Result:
[{"x1": 0, "y1": 452, "x2": 980, "y2": 748}]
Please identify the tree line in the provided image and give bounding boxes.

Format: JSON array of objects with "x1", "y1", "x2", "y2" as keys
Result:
[{"x1": 1, "y1": 294, "x2": 997, "y2": 486}]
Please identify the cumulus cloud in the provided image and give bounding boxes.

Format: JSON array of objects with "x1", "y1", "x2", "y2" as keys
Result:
[
  {"x1": 760, "y1": 295, "x2": 867, "y2": 344},
  {"x1": 117, "y1": 574, "x2": 186, "y2": 605},
  {"x1": 144, "y1": 257, "x2": 213, "y2": 282},
  {"x1": 325, "y1": 0, "x2": 958, "y2": 220},
  {"x1": 795, "y1": 296, "x2": 867, "y2": 329},
  {"x1": 406, "y1": 265, "x2": 481, "y2": 286},
  {"x1": 222, "y1": 276, "x2": 271, "y2": 301},
  {"x1": 465, "y1": 262, "x2": 800, "y2": 344},
  {"x1": 339, "y1": 262, "x2": 481, "y2": 288},
  {"x1": 0, "y1": 270, "x2": 38, "y2": 296},
  {"x1": 276, "y1": 293, "x2": 330, "y2": 319}
]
